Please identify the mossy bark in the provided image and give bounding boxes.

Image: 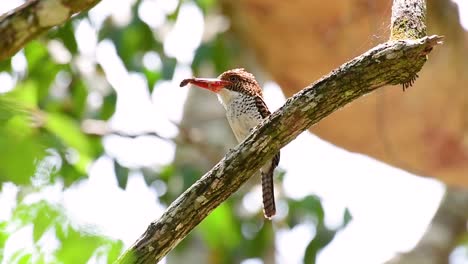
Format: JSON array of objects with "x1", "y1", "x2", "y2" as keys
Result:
[
  {"x1": 390, "y1": 0, "x2": 427, "y2": 40},
  {"x1": 0, "y1": 0, "x2": 101, "y2": 61}
]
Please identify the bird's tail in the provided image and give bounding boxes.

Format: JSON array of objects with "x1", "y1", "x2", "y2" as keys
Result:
[
  {"x1": 261, "y1": 153, "x2": 280, "y2": 219},
  {"x1": 261, "y1": 169, "x2": 276, "y2": 219}
]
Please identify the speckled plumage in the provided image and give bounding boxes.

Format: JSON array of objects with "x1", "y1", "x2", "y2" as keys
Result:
[
  {"x1": 216, "y1": 68, "x2": 280, "y2": 219},
  {"x1": 180, "y1": 68, "x2": 280, "y2": 218}
]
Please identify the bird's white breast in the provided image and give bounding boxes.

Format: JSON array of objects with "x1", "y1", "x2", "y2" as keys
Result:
[{"x1": 217, "y1": 89, "x2": 264, "y2": 142}]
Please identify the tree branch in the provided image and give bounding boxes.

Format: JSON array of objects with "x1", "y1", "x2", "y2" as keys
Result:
[
  {"x1": 114, "y1": 0, "x2": 442, "y2": 262},
  {"x1": 0, "y1": 0, "x2": 101, "y2": 61},
  {"x1": 390, "y1": 0, "x2": 426, "y2": 40},
  {"x1": 117, "y1": 34, "x2": 443, "y2": 263}
]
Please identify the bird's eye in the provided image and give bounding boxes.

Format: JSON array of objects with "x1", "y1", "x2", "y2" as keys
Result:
[{"x1": 229, "y1": 76, "x2": 238, "y2": 82}]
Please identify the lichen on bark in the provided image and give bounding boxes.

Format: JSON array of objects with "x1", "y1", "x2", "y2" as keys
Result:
[
  {"x1": 390, "y1": 0, "x2": 427, "y2": 40},
  {"x1": 0, "y1": 0, "x2": 101, "y2": 61}
]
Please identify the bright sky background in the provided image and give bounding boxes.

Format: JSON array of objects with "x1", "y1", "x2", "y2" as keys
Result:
[{"x1": 0, "y1": 0, "x2": 467, "y2": 263}]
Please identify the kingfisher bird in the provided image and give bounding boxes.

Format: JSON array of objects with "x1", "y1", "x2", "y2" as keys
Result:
[{"x1": 180, "y1": 68, "x2": 280, "y2": 219}]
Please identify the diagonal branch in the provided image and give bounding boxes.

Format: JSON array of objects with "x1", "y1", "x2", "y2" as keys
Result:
[
  {"x1": 114, "y1": 0, "x2": 442, "y2": 262},
  {"x1": 117, "y1": 35, "x2": 443, "y2": 263},
  {"x1": 0, "y1": 0, "x2": 101, "y2": 61}
]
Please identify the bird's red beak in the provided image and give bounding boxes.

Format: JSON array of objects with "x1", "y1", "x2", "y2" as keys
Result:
[{"x1": 180, "y1": 78, "x2": 231, "y2": 93}]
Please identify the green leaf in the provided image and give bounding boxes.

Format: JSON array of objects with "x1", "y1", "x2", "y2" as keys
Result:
[
  {"x1": 243, "y1": 219, "x2": 274, "y2": 258},
  {"x1": 342, "y1": 208, "x2": 352, "y2": 227},
  {"x1": 105, "y1": 240, "x2": 125, "y2": 264},
  {"x1": 24, "y1": 41, "x2": 66, "y2": 102},
  {"x1": 198, "y1": 204, "x2": 240, "y2": 250},
  {"x1": 24, "y1": 41, "x2": 48, "y2": 71},
  {"x1": 31, "y1": 202, "x2": 62, "y2": 242},
  {"x1": 0, "y1": 128, "x2": 45, "y2": 184},
  {"x1": 51, "y1": 21, "x2": 78, "y2": 54},
  {"x1": 157, "y1": 164, "x2": 175, "y2": 181},
  {"x1": 0, "y1": 95, "x2": 28, "y2": 124},
  {"x1": 70, "y1": 79, "x2": 88, "y2": 119},
  {"x1": 6, "y1": 201, "x2": 123, "y2": 264},
  {"x1": 6, "y1": 80, "x2": 38, "y2": 108},
  {"x1": 56, "y1": 228, "x2": 99, "y2": 263},
  {"x1": 0, "y1": 222, "x2": 9, "y2": 263},
  {"x1": 55, "y1": 226, "x2": 123, "y2": 264},
  {"x1": 287, "y1": 195, "x2": 324, "y2": 227},
  {"x1": 301, "y1": 195, "x2": 325, "y2": 221},
  {"x1": 60, "y1": 162, "x2": 86, "y2": 187},
  {"x1": 114, "y1": 159, "x2": 129, "y2": 189},
  {"x1": 166, "y1": 2, "x2": 181, "y2": 21},
  {"x1": 44, "y1": 112, "x2": 93, "y2": 156},
  {"x1": 100, "y1": 93, "x2": 116, "y2": 120},
  {"x1": 14, "y1": 252, "x2": 33, "y2": 264},
  {"x1": 178, "y1": 165, "x2": 203, "y2": 190},
  {"x1": 161, "y1": 57, "x2": 177, "y2": 80},
  {"x1": 143, "y1": 68, "x2": 161, "y2": 92},
  {"x1": 192, "y1": 36, "x2": 236, "y2": 74},
  {"x1": 43, "y1": 112, "x2": 94, "y2": 174},
  {"x1": 301, "y1": 205, "x2": 352, "y2": 264},
  {"x1": 195, "y1": 0, "x2": 216, "y2": 13},
  {"x1": 304, "y1": 227, "x2": 335, "y2": 264},
  {"x1": 0, "y1": 58, "x2": 12, "y2": 72}
]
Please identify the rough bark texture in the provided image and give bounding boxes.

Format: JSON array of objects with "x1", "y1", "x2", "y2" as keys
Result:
[
  {"x1": 221, "y1": 0, "x2": 468, "y2": 188},
  {"x1": 386, "y1": 187, "x2": 468, "y2": 264},
  {"x1": 220, "y1": 1, "x2": 468, "y2": 263},
  {"x1": 0, "y1": 0, "x2": 101, "y2": 61},
  {"x1": 390, "y1": 0, "x2": 426, "y2": 40},
  {"x1": 117, "y1": 35, "x2": 442, "y2": 263}
]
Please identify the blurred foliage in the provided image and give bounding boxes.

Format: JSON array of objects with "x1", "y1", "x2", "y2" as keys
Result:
[
  {"x1": 290, "y1": 196, "x2": 352, "y2": 263},
  {"x1": 0, "y1": 0, "x2": 351, "y2": 263},
  {"x1": 0, "y1": 200, "x2": 123, "y2": 263}
]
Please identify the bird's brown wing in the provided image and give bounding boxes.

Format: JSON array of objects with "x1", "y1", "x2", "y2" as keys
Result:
[
  {"x1": 254, "y1": 96, "x2": 280, "y2": 219},
  {"x1": 254, "y1": 96, "x2": 271, "y2": 118}
]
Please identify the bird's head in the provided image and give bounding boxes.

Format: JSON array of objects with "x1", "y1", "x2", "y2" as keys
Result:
[{"x1": 180, "y1": 68, "x2": 262, "y2": 96}]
